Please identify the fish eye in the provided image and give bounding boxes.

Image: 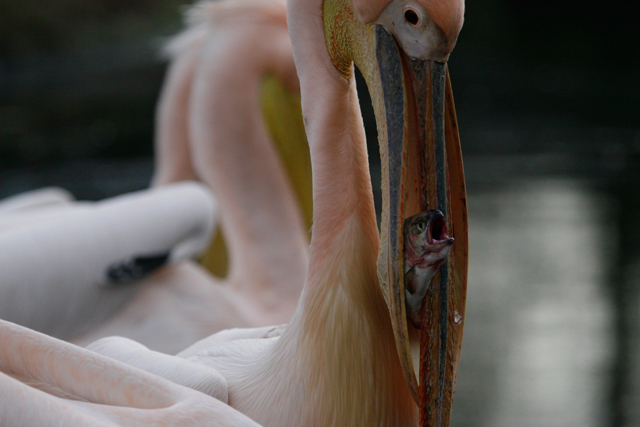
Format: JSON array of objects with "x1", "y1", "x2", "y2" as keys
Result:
[
  {"x1": 414, "y1": 218, "x2": 427, "y2": 233},
  {"x1": 403, "y1": 8, "x2": 420, "y2": 26}
]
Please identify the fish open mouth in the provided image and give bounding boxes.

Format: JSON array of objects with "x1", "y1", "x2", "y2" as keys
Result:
[{"x1": 427, "y1": 211, "x2": 454, "y2": 247}]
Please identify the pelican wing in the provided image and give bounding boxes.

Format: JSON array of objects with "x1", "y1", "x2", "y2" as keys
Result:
[{"x1": 0, "y1": 320, "x2": 261, "y2": 426}]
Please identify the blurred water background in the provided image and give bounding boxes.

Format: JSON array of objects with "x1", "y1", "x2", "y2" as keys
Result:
[{"x1": 1, "y1": 1, "x2": 639, "y2": 426}]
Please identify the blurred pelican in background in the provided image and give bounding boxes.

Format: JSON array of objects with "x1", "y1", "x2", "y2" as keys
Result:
[
  {"x1": 75, "y1": 0, "x2": 312, "y2": 353},
  {"x1": 152, "y1": 0, "x2": 313, "y2": 277}
]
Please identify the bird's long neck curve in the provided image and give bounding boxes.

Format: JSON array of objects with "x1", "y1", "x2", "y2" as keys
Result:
[
  {"x1": 234, "y1": 0, "x2": 416, "y2": 424},
  {"x1": 286, "y1": 0, "x2": 380, "y2": 324}
]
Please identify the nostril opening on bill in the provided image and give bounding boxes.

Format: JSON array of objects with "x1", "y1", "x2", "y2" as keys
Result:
[{"x1": 404, "y1": 9, "x2": 419, "y2": 26}]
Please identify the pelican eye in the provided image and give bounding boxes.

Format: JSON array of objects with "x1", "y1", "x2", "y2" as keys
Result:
[
  {"x1": 403, "y1": 8, "x2": 420, "y2": 26},
  {"x1": 414, "y1": 218, "x2": 427, "y2": 233}
]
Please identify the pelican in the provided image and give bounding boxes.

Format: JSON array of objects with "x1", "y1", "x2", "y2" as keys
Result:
[
  {"x1": 0, "y1": 0, "x2": 468, "y2": 423},
  {"x1": 151, "y1": 0, "x2": 313, "y2": 277}
]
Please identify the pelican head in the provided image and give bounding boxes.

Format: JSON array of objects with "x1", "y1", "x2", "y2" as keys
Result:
[{"x1": 321, "y1": 0, "x2": 468, "y2": 424}]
